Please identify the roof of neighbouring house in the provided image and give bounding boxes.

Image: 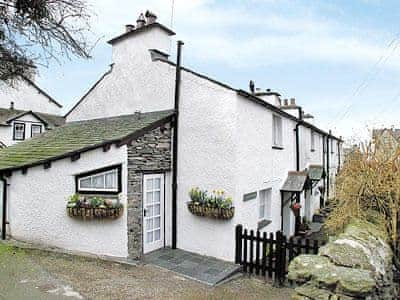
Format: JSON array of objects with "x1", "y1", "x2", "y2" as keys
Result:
[
  {"x1": 0, "y1": 109, "x2": 174, "y2": 172},
  {"x1": 0, "y1": 108, "x2": 65, "y2": 128},
  {"x1": 281, "y1": 171, "x2": 309, "y2": 192}
]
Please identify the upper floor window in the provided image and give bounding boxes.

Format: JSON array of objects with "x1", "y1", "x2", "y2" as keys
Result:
[
  {"x1": 13, "y1": 122, "x2": 25, "y2": 140},
  {"x1": 31, "y1": 124, "x2": 42, "y2": 137},
  {"x1": 76, "y1": 165, "x2": 122, "y2": 194},
  {"x1": 272, "y1": 115, "x2": 283, "y2": 148},
  {"x1": 311, "y1": 131, "x2": 315, "y2": 152}
]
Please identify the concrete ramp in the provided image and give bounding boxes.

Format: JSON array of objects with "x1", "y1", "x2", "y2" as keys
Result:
[{"x1": 144, "y1": 248, "x2": 241, "y2": 286}]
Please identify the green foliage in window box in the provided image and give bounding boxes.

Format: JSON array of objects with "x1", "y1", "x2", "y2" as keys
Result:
[
  {"x1": 66, "y1": 194, "x2": 123, "y2": 219},
  {"x1": 188, "y1": 188, "x2": 234, "y2": 220}
]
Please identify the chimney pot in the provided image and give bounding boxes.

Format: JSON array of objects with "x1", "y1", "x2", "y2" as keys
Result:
[
  {"x1": 290, "y1": 98, "x2": 296, "y2": 106},
  {"x1": 145, "y1": 10, "x2": 157, "y2": 24},
  {"x1": 266, "y1": 88, "x2": 271, "y2": 92},
  {"x1": 249, "y1": 80, "x2": 255, "y2": 94},
  {"x1": 10, "y1": 101, "x2": 14, "y2": 110},
  {"x1": 125, "y1": 24, "x2": 135, "y2": 32},
  {"x1": 134, "y1": 110, "x2": 141, "y2": 119},
  {"x1": 136, "y1": 13, "x2": 146, "y2": 28},
  {"x1": 284, "y1": 99, "x2": 288, "y2": 106}
]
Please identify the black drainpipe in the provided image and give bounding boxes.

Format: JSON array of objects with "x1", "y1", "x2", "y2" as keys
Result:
[
  {"x1": 172, "y1": 40, "x2": 184, "y2": 249},
  {"x1": 1, "y1": 175, "x2": 7, "y2": 240},
  {"x1": 326, "y1": 132, "x2": 330, "y2": 200},
  {"x1": 295, "y1": 108, "x2": 303, "y2": 171},
  {"x1": 337, "y1": 140, "x2": 341, "y2": 172},
  {"x1": 322, "y1": 134, "x2": 326, "y2": 208}
]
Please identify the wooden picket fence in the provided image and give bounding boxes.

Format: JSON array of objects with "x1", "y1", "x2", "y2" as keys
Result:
[{"x1": 235, "y1": 224, "x2": 320, "y2": 284}]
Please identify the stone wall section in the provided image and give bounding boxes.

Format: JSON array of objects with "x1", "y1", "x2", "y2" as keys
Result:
[
  {"x1": 288, "y1": 220, "x2": 397, "y2": 299},
  {"x1": 127, "y1": 123, "x2": 172, "y2": 259}
]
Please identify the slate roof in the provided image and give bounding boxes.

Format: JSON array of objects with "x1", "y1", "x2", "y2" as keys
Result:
[
  {"x1": 0, "y1": 110, "x2": 174, "y2": 172},
  {"x1": 0, "y1": 108, "x2": 65, "y2": 128},
  {"x1": 308, "y1": 165, "x2": 325, "y2": 181},
  {"x1": 281, "y1": 171, "x2": 309, "y2": 192}
]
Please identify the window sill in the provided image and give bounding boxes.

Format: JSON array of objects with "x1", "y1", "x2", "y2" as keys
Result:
[
  {"x1": 257, "y1": 219, "x2": 272, "y2": 230},
  {"x1": 272, "y1": 145, "x2": 284, "y2": 150}
]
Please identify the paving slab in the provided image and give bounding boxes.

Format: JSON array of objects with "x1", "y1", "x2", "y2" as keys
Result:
[{"x1": 144, "y1": 248, "x2": 241, "y2": 286}]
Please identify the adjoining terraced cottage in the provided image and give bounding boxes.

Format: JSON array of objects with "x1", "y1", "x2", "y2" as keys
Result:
[{"x1": 0, "y1": 12, "x2": 343, "y2": 262}]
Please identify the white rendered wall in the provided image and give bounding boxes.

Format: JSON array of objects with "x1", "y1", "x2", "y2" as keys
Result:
[
  {"x1": 66, "y1": 28, "x2": 174, "y2": 122},
  {"x1": 0, "y1": 80, "x2": 61, "y2": 114},
  {"x1": 7, "y1": 145, "x2": 129, "y2": 258},
  {"x1": 176, "y1": 71, "x2": 238, "y2": 262}
]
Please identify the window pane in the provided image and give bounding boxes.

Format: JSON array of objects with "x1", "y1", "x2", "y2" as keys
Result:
[
  {"x1": 92, "y1": 174, "x2": 104, "y2": 188},
  {"x1": 259, "y1": 204, "x2": 265, "y2": 219},
  {"x1": 146, "y1": 205, "x2": 154, "y2": 217},
  {"x1": 32, "y1": 125, "x2": 42, "y2": 137},
  {"x1": 146, "y1": 231, "x2": 153, "y2": 243},
  {"x1": 154, "y1": 229, "x2": 160, "y2": 241},
  {"x1": 154, "y1": 204, "x2": 160, "y2": 216},
  {"x1": 105, "y1": 171, "x2": 116, "y2": 189},
  {"x1": 146, "y1": 192, "x2": 153, "y2": 204},
  {"x1": 154, "y1": 178, "x2": 161, "y2": 189},
  {"x1": 153, "y1": 191, "x2": 160, "y2": 203},
  {"x1": 80, "y1": 178, "x2": 91, "y2": 189},
  {"x1": 146, "y1": 219, "x2": 153, "y2": 230},
  {"x1": 146, "y1": 179, "x2": 153, "y2": 191},
  {"x1": 15, "y1": 124, "x2": 24, "y2": 139},
  {"x1": 154, "y1": 217, "x2": 160, "y2": 229}
]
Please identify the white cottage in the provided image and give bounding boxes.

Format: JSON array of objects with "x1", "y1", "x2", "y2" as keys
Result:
[
  {"x1": 0, "y1": 13, "x2": 342, "y2": 262},
  {"x1": 0, "y1": 76, "x2": 64, "y2": 146}
]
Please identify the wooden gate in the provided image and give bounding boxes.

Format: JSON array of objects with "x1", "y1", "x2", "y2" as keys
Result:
[{"x1": 235, "y1": 224, "x2": 321, "y2": 284}]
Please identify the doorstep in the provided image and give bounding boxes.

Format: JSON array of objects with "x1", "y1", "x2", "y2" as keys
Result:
[{"x1": 144, "y1": 248, "x2": 242, "y2": 286}]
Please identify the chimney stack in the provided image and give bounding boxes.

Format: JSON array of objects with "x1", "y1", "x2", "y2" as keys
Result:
[
  {"x1": 284, "y1": 99, "x2": 288, "y2": 106},
  {"x1": 125, "y1": 24, "x2": 135, "y2": 32},
  {"x1": 145, "y1": 10, "x2": 157, "y2": 24},
  {"x1": 136, "y1": 13, "x2": 146, "y2": 28},
  {"x1": 290, "y1": 98, "x2": 296, "y2": 106},
  {"x1": 10, "y1": 101, "x2": 14, "y2": 110}
]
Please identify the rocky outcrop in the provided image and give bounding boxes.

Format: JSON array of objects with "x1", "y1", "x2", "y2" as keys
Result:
[{"x1": 288, "y1": 219, "x2": 397, "y2": 299}]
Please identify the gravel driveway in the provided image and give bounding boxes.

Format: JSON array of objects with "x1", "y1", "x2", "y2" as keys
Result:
[{"x1": 0, "y1": 243, "x2": 293, "y2": 299}]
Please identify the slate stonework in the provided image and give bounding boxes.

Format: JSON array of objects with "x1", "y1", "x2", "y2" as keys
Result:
[{"x1": 127, "y1": 123, "x2": 172, "y2": 259}]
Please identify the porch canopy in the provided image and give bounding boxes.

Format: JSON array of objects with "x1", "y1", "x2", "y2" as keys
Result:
[
  {"x1": 281, "y1": 171, "x2": 309, "y2": 193},
  {"x1": 307, "y1": 165, "x2": 325, "y2": 182}
]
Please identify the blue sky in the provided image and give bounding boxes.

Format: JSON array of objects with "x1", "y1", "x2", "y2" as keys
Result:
[{"x1": 35, "y1": 0, "x2": 400, "y2": 142}]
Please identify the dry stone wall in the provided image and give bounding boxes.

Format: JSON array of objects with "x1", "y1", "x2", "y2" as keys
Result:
[{"x1": 288, "y1": 219, "x2": 397, "y2": 299}]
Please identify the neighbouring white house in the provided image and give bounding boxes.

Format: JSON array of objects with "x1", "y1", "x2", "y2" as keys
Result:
[
  {"x1": 0, "y1": 12, "x2": 342, "y2": 262},
  {"x1": 0, "y1": 75, "x2": 64, "y2": 147}
]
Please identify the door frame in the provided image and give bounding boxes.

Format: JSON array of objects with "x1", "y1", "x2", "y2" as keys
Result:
[{"x1": 142, "y1": 173, "x2": 165, "y2": 254}]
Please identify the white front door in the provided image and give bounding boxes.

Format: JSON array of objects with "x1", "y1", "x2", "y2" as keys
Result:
[{"x1": 143, "y1": 174, "x2": 165, "y2": 254}]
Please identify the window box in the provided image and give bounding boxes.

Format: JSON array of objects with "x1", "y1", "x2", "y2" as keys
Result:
[
  {"x1": 187, "y1": 188, "x2": 235, "y2": 220},
  {"x1": 66, "y1": 194, "x2": 123, "y2": 220},
  {"x1": 67, "y1": 206, "x2": 123, "y2": 219},
  {"x1": 187, "y1": 202, "x2": 234, "y2": 220}
]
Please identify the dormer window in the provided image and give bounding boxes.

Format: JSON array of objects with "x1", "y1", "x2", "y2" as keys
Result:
[
  {"x1": 13, "y1": 122, "x2": 25, "y2": 140},
  {"x1": 31, "y1": 124, "x2": 42, "y2": 137}
]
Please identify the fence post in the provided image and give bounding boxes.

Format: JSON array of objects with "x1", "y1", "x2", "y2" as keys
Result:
[
  {"x1": 274, "y1": 231, "x2": 283, "y2": 286},
  {"x1": 255, "y1": 230, "x2": 260, "y2": 275},
  {"x1": 235, "y1": 224, "x2": 243, "y2": 264},
  {"x1": 249, "y1": 230, "x2": 255, "y2": 274}
]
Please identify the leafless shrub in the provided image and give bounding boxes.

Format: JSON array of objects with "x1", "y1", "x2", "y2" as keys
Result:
[
  {"x1": 326, "y1": 137, "x2": 400, "y2": 265},
  {"x1": 0, "y1": 0, "x2": 93, "y2": 84}
]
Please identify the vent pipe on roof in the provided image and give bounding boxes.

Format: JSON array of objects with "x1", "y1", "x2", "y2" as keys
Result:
[
  {"x1": 136, "y1": 13, "x2": 146, "y2": 28},
  {"x1": 249, "y1": 80, "x2": 255, "y2": 94}
]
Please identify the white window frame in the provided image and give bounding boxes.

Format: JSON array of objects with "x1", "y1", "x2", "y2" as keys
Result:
[
  {"x1": 13, "y1": 122, "x2": 25, "y2": 141},
  {"x1": 31, "y1": 124, "x2": 43, "y2": 137},
  {"x1": 76, "y1": 165, "x2": 121, "y2": 194},
  {"x1": 259, "y1": 188, "x2": 272, "y2": 221},
  {"x1": 272, "y1": 115, "x2": 283, "y2": 148}
]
